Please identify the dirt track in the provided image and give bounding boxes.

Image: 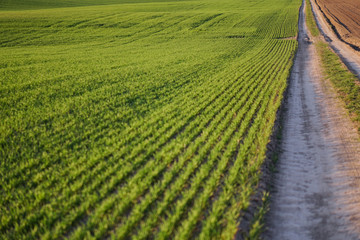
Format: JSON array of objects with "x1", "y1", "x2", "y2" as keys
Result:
[
  {"x1": 315, "y1": 0, "x2": 360, "y2": 50},
  {"x1": 311, "y1": 0, "x2": 360, "y2": 78},
  {"x1": 265, "y1": 0, "x2": 360, "y2": 239}
]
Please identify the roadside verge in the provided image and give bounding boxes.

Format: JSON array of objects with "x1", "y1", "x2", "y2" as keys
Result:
[{"x1": 307, "y1": 0, "x2": 360, "y2": 133}]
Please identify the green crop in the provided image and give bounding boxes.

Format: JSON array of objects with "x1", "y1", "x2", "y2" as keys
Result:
[{"x1": 1, "y1": 0, "x2": 300, "y2": 239}]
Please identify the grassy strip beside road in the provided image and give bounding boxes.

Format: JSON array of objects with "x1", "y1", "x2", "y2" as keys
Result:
[
  {"x1": 306, "y1": 0, "x2": 320, "y2": 37},
  {"x1": 317, "y1": 43, "x2": 360, "y2": 130}
]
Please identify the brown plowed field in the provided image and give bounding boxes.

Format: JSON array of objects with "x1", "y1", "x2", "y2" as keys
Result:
[{"x1": 316, "y1": 0, "x2": 360, "y2": 50}]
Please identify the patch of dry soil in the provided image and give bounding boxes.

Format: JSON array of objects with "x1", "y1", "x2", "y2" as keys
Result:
[
  {"x1": 310, "y1": 0, "x2": 360, "y2": 78},
  {"x1": 315, "y1": 0, "x2": 360, "y2": 50},
  {"x1": 264, "y1": 0, "x2": 360, "y2": 239}
]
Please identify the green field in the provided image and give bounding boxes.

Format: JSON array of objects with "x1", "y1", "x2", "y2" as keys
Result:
[{"x1": 0, "y1": 0, "x2": 300, "y2": 238}]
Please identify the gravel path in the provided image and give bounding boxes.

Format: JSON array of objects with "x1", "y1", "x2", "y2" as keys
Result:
[{"x1": 264, "y1": 0, "x2": 360, "y2": 239}]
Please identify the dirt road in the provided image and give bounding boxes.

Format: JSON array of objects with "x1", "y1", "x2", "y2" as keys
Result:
[
  {"x1": 265, "y1": 0, "x2": 360, "y2": 239},
  {"x1": 310, "y1": 0, "x2": 360, "y2": 78},
  {"x1": 316, "y1": 0, "x2": 360, "y2": 50}
]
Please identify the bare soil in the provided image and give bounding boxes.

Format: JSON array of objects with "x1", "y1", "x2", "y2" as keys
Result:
[
  {"x1": 311, "y1": 0, "x2": 360, "y2": 77},
  {"x1": 264, "y1": 0, "x2": 360, "y2": 239},
  {"x1": 315, "y1": 0, "x2": 360, "y2": 50}
]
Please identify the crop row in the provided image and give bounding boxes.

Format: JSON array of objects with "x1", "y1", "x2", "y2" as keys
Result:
[{"x1": 1, "y1": 0, "x2": 300, "y2": 238}]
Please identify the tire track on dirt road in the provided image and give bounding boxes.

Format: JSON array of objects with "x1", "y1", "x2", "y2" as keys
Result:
[{"x1": 264, "y1": 0, "x2": 360, "y2": 239}]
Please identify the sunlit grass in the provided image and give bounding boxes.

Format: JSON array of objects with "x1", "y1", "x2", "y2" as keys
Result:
[{"x1": 0, "y1": 0, "x2": 300, "y2": 238}]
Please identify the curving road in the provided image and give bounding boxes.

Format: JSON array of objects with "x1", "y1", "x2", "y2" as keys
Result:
[{"x1": 264, "y1": 0, "x2": 360, "y2": 239}]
